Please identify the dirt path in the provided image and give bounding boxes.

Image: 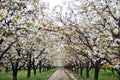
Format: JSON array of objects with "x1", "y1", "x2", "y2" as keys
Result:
[
  {"x1": 65, "y1": 70, "x2": 78, "y2": 80},
  {"x1": 48, "y1": 68, "x2": 78, "y2": 80},
  {"x1": 48, "y1": 69, "x2": 69, "y2": 80}
]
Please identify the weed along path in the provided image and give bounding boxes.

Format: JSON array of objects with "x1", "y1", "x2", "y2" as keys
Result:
[{"x1": 48, "y1": 68, "x2": 78, "y2": 80}]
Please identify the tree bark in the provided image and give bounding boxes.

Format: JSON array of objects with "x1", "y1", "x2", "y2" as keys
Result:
[
  {"x1": 32, "y1": 58, "x2": 37, "y2": 75},
  {"x1": 0, "y1": 40, "x2": 16, "y2": 60},
  {"x1": 27, "y1": 53, "x2": 32, "y2": 78},
  {"x1": 39, "y1": 64, "x2": 42, "y2": 73},
  {"x1": 94, "y1": 67, "x2": 100, "y2": 80},
  {"x1": 27, "y1": 66, "x2": 31, "y2": 78},
  {"x1": 5, "y1": 67, "x2": 8, "y2": 73},
  {"x1": 86, "y1": 67, "x2": 89, "y2": 78},
  {"x1": 39, "y1": 61, "x2": 42, "y2": 73},
  {"x1": 11, "y1": 62, "x2": 18, "y2": 80},
  {"x1": 13, "y1": 70, "x2": 18, "y2": 80},
  {"x1": 34, "y1": 68, "x2": 36, "y2": 75},
  {"x1": 80, "y1": 67, "x2": 84, "y2": 77}
]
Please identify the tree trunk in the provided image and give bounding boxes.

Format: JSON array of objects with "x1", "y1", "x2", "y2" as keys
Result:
[
  {"x1": 94, "y1": 67, "x2": 100, "y2": 80},
  {"x1": 5, "y1": 67, "x2": 8, "y2": 73},
  {"x1": 11, "y1": 61, "x2": 19, "y2": 80},
  {"x1": 32, "y1": 58, "x2": 36, "y2": 75},
  {"x1": 27, "y1": 66, "x2": 31, "y2": 78},
  {"x1": 13, "y1": 70, "x2": 18, "y2": 80},
  {"x1": 39, "y1": 61, "x2": 42, "y2": 73},
  {"x1": 39, "y1": 64, "x2": 42, "y2": 73},
  {"x1": 33, "y1": 68, "x2": 36, "y2": 75},
  {"x1": 77, "y1": 68, "x2": 79, "y2": 74},
  {"x1": 80, "y1": 67, "x2": 84, "y2": 77},
  {"x1": 86, "y1": 67, "x2": 89, "y2": 78},
  {"x1": 12, "y1": 64, "x2": 18, "y2": 80},
  {"x1": 111, "y1": 68, "x2": 114, "y2": 74},
  {"x1": 27, "y1": 53, "x2": 32, "y2": 78}
]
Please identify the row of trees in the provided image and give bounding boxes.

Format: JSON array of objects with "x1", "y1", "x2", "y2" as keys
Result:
[
  {"x1": 0, "y1": 0, "x2": 120, "y2": 80},
  {"x1": 0, "y1": 0, "x2": 57, "y2": 80},
  {"x1": 48, "y1": 0, "x2": 120, "y2": 80}
]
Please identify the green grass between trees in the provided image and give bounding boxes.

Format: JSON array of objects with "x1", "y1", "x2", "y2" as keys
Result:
[
  {"x1": 70, "y1": 68, "x2": 119, "y2": 80},
  {"x1": 0, "y1": 68, "x2": 57, "y2": 80}
]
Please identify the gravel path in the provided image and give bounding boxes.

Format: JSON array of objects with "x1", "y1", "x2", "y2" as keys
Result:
[
  {"x1": 48, "y1": 69, "x2": 69, "y2": 80},
  {"x1": 48, "y1": 68, "x2": 78, "y2": 80},
  {"x1": 65, "y1": 70, "x2": 78, "y2": 80}
]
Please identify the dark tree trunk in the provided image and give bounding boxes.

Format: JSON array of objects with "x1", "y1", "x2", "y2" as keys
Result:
[
  {"x1": 11, "y1": 62, "x2": 19, "y2": 80},
  {"x1": 5, "y1": 67, "x2": 8, "y2": 73},
  {"x1": 13, "y1": 70, "x2": 18, "y2": 80},
  {"x1": 94, "y1": 67, "x2": 100, "y2": 80},
  {"x1": 80, "y1": 67, "x2": 84, "y2": 77},
  {"x1": 27, "y1": 66, "x2": 31, "y2": 78},
  {"x1": 34, "y1": 68, "x2": 36, "y2": 75},
  {"x1": 86, "y1": 67, "x2": 89, "y2": 78},
  {"x1": 76, "y1": 68, "x2": 79, "y2": 74},
  {"x1": 39, "y1": 64, "x2": 42, "y2": 73},
  {"x1": 27, "y1": 53, "x2": 32, "y2": 78},
  {"x1": 111, "y1": 68, "x2": 114, "y2": 74},
  {"x1": 39, "y1": 61, "x2": 42, "y2": 73},
  {"x1": 32, "y1": 58, "x2": 37, "y2": 75},
  {"x1": 33, "y1": 63, "x2": 36, "y2": 76},
  {"x1": 85, "y1": 61, "x2": 90, "y2": 78}
]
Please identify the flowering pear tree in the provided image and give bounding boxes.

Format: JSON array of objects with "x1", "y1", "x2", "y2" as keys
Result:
[
  {"x1": 0, "y1": 0, "x2": 50, "y2": 80},
  {"x1": 49, "y1": 0, "x2": 120, "y2": 80}
]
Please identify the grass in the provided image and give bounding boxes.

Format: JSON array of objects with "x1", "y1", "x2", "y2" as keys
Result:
[
  {"x1": 0, "y1": 68, "x2": 57, "y2": 80},
  {"x1": 69, "y1": 68, "x2": 119, "y2": 80}
]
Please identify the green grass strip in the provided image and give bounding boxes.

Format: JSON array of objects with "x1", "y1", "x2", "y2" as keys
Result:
[{"x1": 0, "y1": 68, "x2": 57, "y2": 80}]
